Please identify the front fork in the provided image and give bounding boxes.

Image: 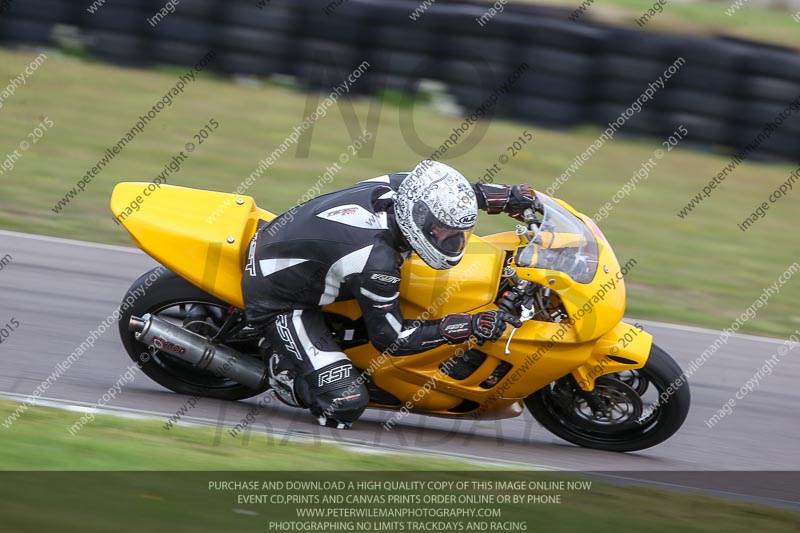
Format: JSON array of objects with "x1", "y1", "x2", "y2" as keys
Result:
[{"x1": 571, "y1": 321, "x2": 652, "y2": 391}]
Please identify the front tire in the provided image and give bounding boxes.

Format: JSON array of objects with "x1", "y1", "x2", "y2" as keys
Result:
[
  {"x1": 525, "y1": 344, "x2": 690, "y2": 452},
  {"x1": 118, "y1": 268, "x2": 268, "y2": 401}
]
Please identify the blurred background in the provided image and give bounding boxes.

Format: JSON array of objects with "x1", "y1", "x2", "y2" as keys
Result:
[{"x1": 0, "y1": 0, "x2": 798, "y2": 336}]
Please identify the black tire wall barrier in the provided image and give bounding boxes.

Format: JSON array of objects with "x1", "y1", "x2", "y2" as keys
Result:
[{"x1": 2, "y1": 0, "x2": 799, "y2": 162}]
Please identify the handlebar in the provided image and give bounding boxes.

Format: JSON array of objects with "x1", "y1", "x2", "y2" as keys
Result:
[
  {"x1": 523, "y1": 207, "x2": 536, "y2": 222},
  {"x1": 523, "y1": 207, "x2": 541, "y2": 228},
  {"x1": 495, "y1": 291, "x2": 519, "y2": 315}
]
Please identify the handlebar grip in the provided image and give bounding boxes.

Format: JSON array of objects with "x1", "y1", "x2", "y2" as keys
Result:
[
  {"x1": 496, "y1": 295, "x2": 515, "y2": 310},
  {"x1": 495, "y1": 309, "x2": 523, "y2": 329}
]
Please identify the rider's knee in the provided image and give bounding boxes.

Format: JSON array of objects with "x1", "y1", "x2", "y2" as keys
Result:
[{"x1": 299, "y1": 361, "x2": 368, "y2": 423}]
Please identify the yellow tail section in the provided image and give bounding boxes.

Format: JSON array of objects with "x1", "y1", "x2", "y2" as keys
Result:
[{"x1": 110, "y1": 183, "x2": 275, "y2": 307}]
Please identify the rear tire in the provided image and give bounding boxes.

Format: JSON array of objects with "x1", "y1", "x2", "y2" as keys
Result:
[
  {"x1": 118, "y1": 268, "x2": 268, "y2": 401},
  {"x1": 525, "y1": 344, "x2": 690, "y2": 452}
]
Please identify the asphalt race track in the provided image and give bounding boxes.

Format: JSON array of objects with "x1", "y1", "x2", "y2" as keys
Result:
[{"x1": 1, "y1": 230, "x2": 798, "y2": 507}]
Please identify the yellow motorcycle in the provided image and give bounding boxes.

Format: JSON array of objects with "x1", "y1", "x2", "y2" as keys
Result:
[{"x1": 111, "y1": 182, "x2": 690, "y2": 452}]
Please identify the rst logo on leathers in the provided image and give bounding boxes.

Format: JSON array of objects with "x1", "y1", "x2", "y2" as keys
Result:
[
  {"x1": 444, "y1": 323, "x2": 468, "y2": 334},
  {"x1": 370, "y1": 273, "x2": 400, "y2": 284},
  {"x1": 276, "y1": 315, "x2": 303, "y2": 361},
  {"x1": 318, "y1": 364, "x2": 352, "y2": 387}
]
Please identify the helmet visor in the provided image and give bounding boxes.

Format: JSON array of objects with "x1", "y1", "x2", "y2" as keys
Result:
[
  {"x1": 428, "y1": 222, "x2": 471, "y2": 254},
  {"x1": 413, "y1": 201, "x2": 473, "y2": 256}
]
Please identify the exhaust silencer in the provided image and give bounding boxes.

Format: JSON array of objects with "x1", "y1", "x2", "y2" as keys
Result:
[{"x1": 130, "y1": 313, "x2": 267, "y2": 390}]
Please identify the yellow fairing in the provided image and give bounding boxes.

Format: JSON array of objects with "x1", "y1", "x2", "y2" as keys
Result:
[
  {"x1": 399, "y1": 236, "x2": 504, "y2": 317},
  {"x1": 571, "y1": 321, "x2": 652, "y2": 390},
  {"x1": 516, "y1": 238, "x2": 626, "y2": 343},
  {"x1": 110, "y1": 183, "x2": 273, "y2": 308},
  {"x1": 342, "y1": 321, "x2": 650, "y2": 417},
  {"x1": 317, "y1": 235, "x2": 504, "y2": 320}
]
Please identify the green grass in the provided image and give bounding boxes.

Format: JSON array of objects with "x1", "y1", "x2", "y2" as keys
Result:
[
  {"x1": 1, "y1": 399, "x2": 798, "y2": 532},
  {"x1": 0, "y1": 399, "x2": 470, "y2": 470},
  {"x1": 518, "y1": 0, "x2": 800, "y2": 49},
  {"x1": 0, "y1": 48, "x2": 798, "y2": 338}
]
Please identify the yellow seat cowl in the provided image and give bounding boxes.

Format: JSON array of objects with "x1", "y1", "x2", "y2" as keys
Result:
[{"x1": 110, "y1": 183, "x2": 275, "y2": 308}]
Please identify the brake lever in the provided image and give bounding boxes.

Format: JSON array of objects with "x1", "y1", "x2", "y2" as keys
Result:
[{"x1": 504, "y1": 304, "x2": 535, "y2": 356}]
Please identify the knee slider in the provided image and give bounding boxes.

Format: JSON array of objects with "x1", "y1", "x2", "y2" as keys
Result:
[{"x1": 303, "y1": 361, "x2": 368, "y2": 423}]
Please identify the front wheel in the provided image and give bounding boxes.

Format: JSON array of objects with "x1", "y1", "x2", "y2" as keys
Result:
[{"x1": 525, "y1": 344, "x2": 690, "y2": 452}]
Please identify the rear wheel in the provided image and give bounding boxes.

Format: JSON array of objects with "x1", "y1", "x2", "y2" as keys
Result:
[
  {"x1": 118, "y1": 268, "x2": 268, "y2": 400},
  {"x1": 525, "y1": 344, "x2": 690, "y2": 452}
]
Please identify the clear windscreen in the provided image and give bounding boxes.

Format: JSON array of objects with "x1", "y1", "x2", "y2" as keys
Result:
[{"x1": 515, "y1": 194, "x2": 599, "y2": 284}]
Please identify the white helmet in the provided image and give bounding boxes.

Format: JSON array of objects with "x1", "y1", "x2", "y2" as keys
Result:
[{"x1": 395, "y1": 161, "x2": 478, "y2": 270}]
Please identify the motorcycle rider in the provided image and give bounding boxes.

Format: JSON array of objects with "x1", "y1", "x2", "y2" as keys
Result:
[{"x1": 242, "y1": 160, "x2": 537, "y2": 428}]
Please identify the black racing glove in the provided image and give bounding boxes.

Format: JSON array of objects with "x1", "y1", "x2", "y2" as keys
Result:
[
  {"x1": 439, "y1": 311, "x2": 521, "y2": 344},
  {"x1": 505, "y1": 184, "x2": 539, "y2": 221},
  {"x1": 473, "y1": 183, "x2": 539, "y2": 220}
]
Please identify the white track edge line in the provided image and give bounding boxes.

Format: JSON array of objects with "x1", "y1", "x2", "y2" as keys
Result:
[
  {"x1": 0, "y1": 229, "x2": 141, "y2": 254},
  {"x1": 0, "y1": 392, "x2": 545, "y2": 470}
]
